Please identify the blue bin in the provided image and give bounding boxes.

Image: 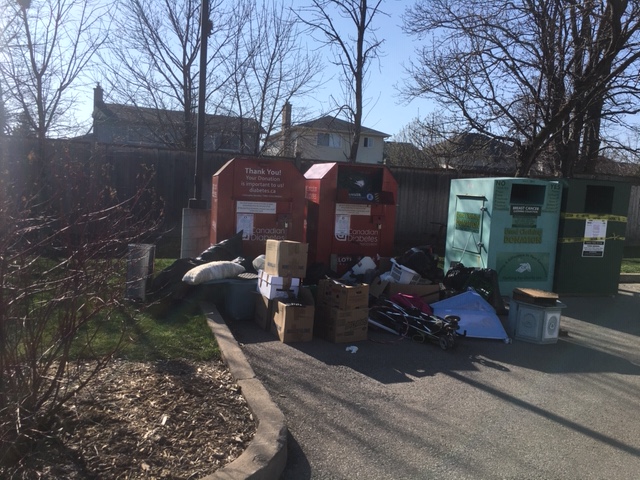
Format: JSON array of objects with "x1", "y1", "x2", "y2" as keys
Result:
[{"x1": 225, "y1": 278, "x2": 258, "y2": 320}]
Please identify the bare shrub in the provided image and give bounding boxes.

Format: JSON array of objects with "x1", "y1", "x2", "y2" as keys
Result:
[{"x1": 0, "y1": 149, "x2": 163, "y2": 466}]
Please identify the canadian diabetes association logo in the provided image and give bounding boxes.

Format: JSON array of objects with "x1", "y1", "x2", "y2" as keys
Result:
[{"x1": 335, "y1": 228, "x2": 379, "y2": 245}]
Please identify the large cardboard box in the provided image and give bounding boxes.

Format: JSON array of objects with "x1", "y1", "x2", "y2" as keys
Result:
[
  {"x1": 314, "y1": 305, "x2": 369, "y2": 343},
  {"x1": 257, "y1": 269, "x2": 301, "y2": 300},
  {"x1": 271, "y1": 287, "x2": 315, "y2": 343},
  {"x1": 254, "y1": 292, "x2": 275, "y2": 331},
  {"x1": 316, "y1": 324, "x2": 368, "y2": 343},
  {"x1": 315, "y1": 304, "x2": 369, "y2": 330},
  {"x1": 264, "y1": 240, "x2": 308, "y2": 278},
  {"x1": 317, "y1": 279, "x2": 369, "y2": 310},
  {"x1": 386, "y1": 283, "x2": 441, "y2": 304}
]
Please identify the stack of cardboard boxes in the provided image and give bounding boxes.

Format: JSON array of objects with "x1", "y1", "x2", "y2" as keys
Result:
[
  {"x1": 314, "y1": 279, "x2": 369, "y2": 343},
  {"x1": 254, "y1": 240, "x2": 314, "y2": 343}
]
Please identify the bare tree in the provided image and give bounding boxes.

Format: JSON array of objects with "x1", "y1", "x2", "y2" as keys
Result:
[
  {"x1": 392, "y1": 114, "x2": 461, "y2": 168},
  {"x1": 298, "y1": 0, "x2": 386, "y2": 162},
  {"x1": 222, "y1": 0, "x2": 323, "y2": 155},
  {"x1": 99, "y1": 0, "x2": 242, "y2": 151},
  {"x1": 0, "y1": 0, "x2": 110, "y2": 139},
  {"x1": 402, "y1": 0, "x2": 640, "y2": 177}
]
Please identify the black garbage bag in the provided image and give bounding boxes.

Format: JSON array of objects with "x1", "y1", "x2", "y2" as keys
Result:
[
  {"x1": 146, "y1": 257, "x2": 203, "y2": 304},
  {"x1": 443, "y1": 264, "x2": 506, "y2": 314},
  {"x1": 197, "y1": 230, "x2": 244, "y2": 263},
  {"x1": 398, "y1": 246, "x2": 444, "y2": 282},
  {"x1": 443, "y1": 263, "x2": 475, "y2": 291}
]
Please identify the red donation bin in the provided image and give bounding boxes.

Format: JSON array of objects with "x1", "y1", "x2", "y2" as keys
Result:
[
  {"x1": 304, "y1": 163, "x2": 398, "y2": 274},
  {"x1": 210, "y1": 157, "x2": 306, "y2": 261}
]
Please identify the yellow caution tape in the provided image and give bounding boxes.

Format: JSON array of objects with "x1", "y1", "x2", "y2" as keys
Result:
[
  {"x1": 558, "y1": 234, "x2": 626, "y2": 243},
  {"x1": 560, "y1": 212, "x2": 627, "y2": 222}
]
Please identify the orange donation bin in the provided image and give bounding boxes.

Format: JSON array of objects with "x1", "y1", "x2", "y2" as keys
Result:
[
  {"x1": 304, "y1": 163, "x2": 398, "y2": 274},
  {"x1": 210, "y1": 157, "x2": 306, "y2": 261}
]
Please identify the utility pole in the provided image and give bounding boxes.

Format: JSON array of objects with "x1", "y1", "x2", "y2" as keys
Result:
[
  {"x1": 189, "y1": 0, "x2": 210, "y2": 209},
  {"x1": 181, "y1": 0, "x2": 211, "y2": 258}
]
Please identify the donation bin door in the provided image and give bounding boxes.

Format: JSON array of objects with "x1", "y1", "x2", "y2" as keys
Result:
[{"x1": 451, "y1": 194, "x2": 487, "y2": 266}]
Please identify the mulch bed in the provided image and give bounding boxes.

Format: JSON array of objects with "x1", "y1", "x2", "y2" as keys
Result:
[{"x1": 2, "y1": 359, "x2": 257, "y2": 479}]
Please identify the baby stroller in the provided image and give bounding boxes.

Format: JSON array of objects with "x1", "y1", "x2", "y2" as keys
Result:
[{"x1": 368, "y1": 293, "x2": 464, "y2": 350}]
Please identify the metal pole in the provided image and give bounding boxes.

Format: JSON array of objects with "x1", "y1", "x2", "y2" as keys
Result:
[{"x1": 189, "y1": 0, "x2": 209, "y2": 209}]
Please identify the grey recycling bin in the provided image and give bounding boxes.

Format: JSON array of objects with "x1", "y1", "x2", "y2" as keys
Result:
[{"x1": 126, "y1": 244, "x2": 155, "y2": 301}]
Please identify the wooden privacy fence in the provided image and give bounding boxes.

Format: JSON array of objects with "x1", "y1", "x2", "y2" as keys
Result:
[{"x1": 2, "y1": 137, "x2": 639, "y2": 255}]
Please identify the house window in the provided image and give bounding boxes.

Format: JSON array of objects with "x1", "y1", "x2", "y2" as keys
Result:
[
  {"x1": 317, "y1": 133, "x2": 341, "y2": 148},
  {"x1": 363, "y1": 137, "x2": 374, "y2": 148}
]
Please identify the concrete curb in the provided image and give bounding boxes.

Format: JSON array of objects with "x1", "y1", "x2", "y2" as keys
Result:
[
  {"x1": 201, "y1": 302, "x2": 288, "y2": 480},
  {"x1": 620, "y1": 273, "x2": 640, "y2": 283}
]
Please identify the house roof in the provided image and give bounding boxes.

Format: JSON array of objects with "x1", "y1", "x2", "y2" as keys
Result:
[
  {"x1": 94, "y1": 102, "x2": 265, "y2": 133},
  {"x1": 292, "y1": 115, "x2": 390, "y2": 137}
]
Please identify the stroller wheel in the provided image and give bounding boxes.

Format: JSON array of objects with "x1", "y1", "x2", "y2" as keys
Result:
[{"x1": 439, "y1": 336, "x2": 449, "y2": 350}]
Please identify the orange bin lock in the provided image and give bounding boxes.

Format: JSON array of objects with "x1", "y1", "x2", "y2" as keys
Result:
[
  {"x1": 211, "y1": 157, "x2": 306, "y2": 262},
  {"x1": 304, "y1": 163, "x2": 398, "y2": 275}
]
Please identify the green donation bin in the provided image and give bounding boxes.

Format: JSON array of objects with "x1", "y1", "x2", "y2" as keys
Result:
[
  {"x1": 553, "y1": 179, "x2": 631, "y2": 295},
  {"x1": 445, "y1": 178, "x2": 563, "y2": 296}
]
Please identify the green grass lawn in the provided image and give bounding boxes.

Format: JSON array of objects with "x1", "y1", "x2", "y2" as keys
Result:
[
  {"x1": 622, "y1": 246, "x2": 640, "y2": 274},
  {"x1": 74, "y1": 258, "x2": 219, "y2": 362}
]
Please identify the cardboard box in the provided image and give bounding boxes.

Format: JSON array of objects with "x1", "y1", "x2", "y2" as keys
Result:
[
  {"x1": 257, "y1": 269, "x2": 301, "y2": 300},
  {"x1": 386, "y1": 283, "x2": 441, "y2": 304},
  {"x1": 264, "y1": 240, "x2": 308, "y2": 278},
  {"x1": 368, "y1": 277, "x2": 389, "y2": 298},
  {"x1": 317, "y1": 279, "x2": 369, "y2": 310},
  {"x1": 315, "y1": 304, "x2": 369, "y2": 330},
  {"x1": 271, "y1": 287, "x2": 315, "y2": 343},
  {"x1": 316, "y1": 324, "x2": 368, "y2": 343},
  {"x1": 254, "y1": 292, "x2": 275, "y2": 331},
  {"x1": 512, "y1": 288, "x2": 558, "y2": 307}
]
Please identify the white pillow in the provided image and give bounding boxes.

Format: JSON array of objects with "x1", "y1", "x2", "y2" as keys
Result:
[{"x1": 182, "y1": 261, "x2": 245, "y2": 285}]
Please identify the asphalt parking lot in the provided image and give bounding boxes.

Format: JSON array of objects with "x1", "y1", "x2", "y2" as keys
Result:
[{"x1": 226, "y1": 284, "x2": 640, "y2": 480}]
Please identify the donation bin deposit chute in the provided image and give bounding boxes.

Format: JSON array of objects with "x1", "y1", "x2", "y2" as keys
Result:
[
  {"x1": 445, "y1": 177, "x2": 563, "y2": 295},
  {"x1": 304, "y1": 162, "x2": 398, "y2": 275},
  {"x1": 210, "y1": 157, "x2": 306, "y2": 261}
]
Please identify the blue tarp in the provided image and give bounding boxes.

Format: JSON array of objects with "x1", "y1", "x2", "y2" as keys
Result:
[{"x1": 431, "y1": 290, "x2": 509, "y2": 341}]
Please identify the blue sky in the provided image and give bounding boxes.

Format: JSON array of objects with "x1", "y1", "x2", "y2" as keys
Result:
[
  {"x1": 71, "y1": 0, "x2": 434, "y2": 139},
  {"x1": 300, "y1": 0, "x2": 436, "y2": 138}
]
